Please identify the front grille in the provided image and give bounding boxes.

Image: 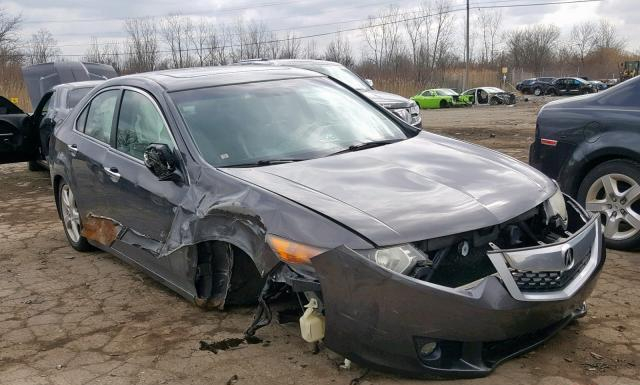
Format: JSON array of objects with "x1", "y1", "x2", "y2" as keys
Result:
[{"x1": 509, "y1": 248, "x2": 590, "y2": 292}]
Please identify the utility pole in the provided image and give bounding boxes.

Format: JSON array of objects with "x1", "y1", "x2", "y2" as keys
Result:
[{"x1": 463, "y1": 0, "x2": 469, "y2": 90}]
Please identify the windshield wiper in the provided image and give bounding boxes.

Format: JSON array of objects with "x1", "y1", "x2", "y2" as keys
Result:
[
  {"x1": 224, "y1": 159, "x2": 307, "y2": 168},
  {"x1": 328, "y1": 138, "x2": 404, "y2": 156}
]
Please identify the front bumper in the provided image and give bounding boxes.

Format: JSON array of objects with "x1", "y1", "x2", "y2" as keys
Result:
[{"x1": 311, "y1": 214, "x2": 604, "y2": 378}]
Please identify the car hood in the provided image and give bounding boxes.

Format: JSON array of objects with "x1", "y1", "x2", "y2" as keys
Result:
[
  {"x1": 361, "y1": 89, "x2": 412, "y2": 109},
  {"x1": 223, "y1": 132, "x2": 556, "y2": 246}
]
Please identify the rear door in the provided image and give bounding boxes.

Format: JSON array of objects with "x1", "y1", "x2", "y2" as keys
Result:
[{"x1": 66, "y1": 89, "x2": 121, "y2": 222}]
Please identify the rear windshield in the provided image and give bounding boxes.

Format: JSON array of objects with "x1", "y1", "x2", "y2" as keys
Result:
[
  {"x1": 67, "y1": 87, "x2": 92, "y2": 109},
  {"x1": 171, "y1": 77, "x2": 409, "y2": 167}
]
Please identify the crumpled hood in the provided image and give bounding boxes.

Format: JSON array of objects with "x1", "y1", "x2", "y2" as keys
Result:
[
  {"x1": 223, "y1": 132, "x2": 556, "y2": 246},
  {"x1": 361, "y1": 89, "x2": 412, "y2": 109}
]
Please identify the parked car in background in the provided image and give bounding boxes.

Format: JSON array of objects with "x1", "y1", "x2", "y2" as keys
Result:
[
  {"x1": 0, "y1": 65, "x2": 604, "y2": 379},
  {"x1": 461, "y1": 87, "x2": 516, "y2": 105},
  {"x1": 238, "y1": 59, "x2": 421, "y2": 127},
  {"x1": 530, "y1": 75, "x2": 640, "y2": 249},
  {"x1": 545, "y1": 77, "x2": 598, "y2": 96},
  {"x1": 410, "y1": 88, "x2": 468, "y2": 109},
  {"x1": 520, "y1": 77, "x2": 557, "y2": 96},
  {"x1": 589, "y1": 80, "x2": 608, "y2": 91},
  {"x1": 0, "y1": 62, "x2": 115, "y2": 170}
]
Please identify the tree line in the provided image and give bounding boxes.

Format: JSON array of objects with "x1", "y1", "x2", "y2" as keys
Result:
[{"x1": 0, "y1": 1, "x2": 634, "y2": 92}]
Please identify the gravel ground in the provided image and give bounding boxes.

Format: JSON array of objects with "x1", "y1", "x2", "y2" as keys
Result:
[{"x1": 1, "y1": 99, "x2": 639, "y2": 385}]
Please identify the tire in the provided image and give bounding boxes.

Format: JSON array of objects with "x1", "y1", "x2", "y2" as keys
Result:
[
  {"x1": 577, "y1": 159, "x2": 640, "y2": 250},
  {"x1": 225, "y1": 248, "x2": 266, "y2": 305},
  {"x1": 533, "y1": 87, "x2": 542, "y2": 96},
  {"x1": 58, "y1": 181, "x2": 93, "y2": 252},
  {"x1": 439, "y1": 100, "x2": 448, "y2": 109}
]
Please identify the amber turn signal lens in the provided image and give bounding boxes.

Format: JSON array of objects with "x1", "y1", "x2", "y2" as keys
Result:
[{"x1": 266, "y1": 235, "x2": 325, "y2": 264}]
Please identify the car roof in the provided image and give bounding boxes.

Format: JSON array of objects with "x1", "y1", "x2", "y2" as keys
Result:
[
  {"x1": 242, "y1": 59, "x2": 343, "y2": 67},
  {"x1": 112, "y1": 65, "x2": 323, "y2": 92},
  {"x1": 52, "y1": 80, "x2": 105, "y2": 91}
]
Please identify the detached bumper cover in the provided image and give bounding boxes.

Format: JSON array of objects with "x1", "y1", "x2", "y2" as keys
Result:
[{"x1": 311, "y1": 217, "x2": 604, "y2": 378}]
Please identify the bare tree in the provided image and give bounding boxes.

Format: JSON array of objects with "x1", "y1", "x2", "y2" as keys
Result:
[
  {"x1": 27, "y1": 29, "x2": 60, "y2": 65},
  {"x1": 595, "y1": 19, "x2": 624, "y2": 50},
  {"x1": 477, "y1": 9, "x2": 502, "y2": 64},
  {"x1": 191, "y1": 19, "x2": 211, "y2": 67},
  {"x1": 84, "y1": 38, "x2": 122, "y2": 73},
  {"x1": 506, "y1": 25, "x2": 560, "y2": 74},
  {"x1": 280, "y1": 31, "x2": 301, "y2": 59},
  {"x1": 362, "y1": 6, "x2": 403, "y2": 70},
  {"x1": 161, "y1": 14, "x2": 193, "y2": 68},
  {"x1": 0, "y1": 8, "x2": 22, "y2": 65},
  {"x1": 124, "y1": 17, "x2": 160, "y2": 73},
  {"x1": 303, "y1": 39, "x2": 318, "y2": 59},
  {"x1": 570, "y1": 21, "x2": 597, "y2": 66},
  {"x1": 324, "y1": 32, "x2": 353, "y2": 66}
]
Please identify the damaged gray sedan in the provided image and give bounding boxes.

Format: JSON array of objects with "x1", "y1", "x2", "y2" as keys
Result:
[{"x1": 5, "y1": 66, "x2": 603, "y2": 379}]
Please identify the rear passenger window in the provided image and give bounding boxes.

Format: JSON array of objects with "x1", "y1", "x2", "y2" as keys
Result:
[
  {"x1": 84, "y1": 90, "x2": 119, "y2": 144},
  {"x1": 116, "y1": 90, "x2": 174, "y2": 160}
]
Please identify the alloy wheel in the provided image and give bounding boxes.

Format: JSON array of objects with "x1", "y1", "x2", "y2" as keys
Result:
[
  {"x1": 585, "y1": 173, "x2": 640, "y2": 240},
  {"x1": 61, "y1": 184, "x2": 81, "y2": 243}
]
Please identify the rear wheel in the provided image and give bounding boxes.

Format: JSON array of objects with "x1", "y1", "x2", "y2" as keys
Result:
[
  {"x1": 58, "y1": 181, "x2": 92, "y2": 251},
  {"x1": 577, "y1": 159, "x2": 640, "y2": 250},
  {"x1": 533, "y1": 87, "x2": 542, "y2": 96}
]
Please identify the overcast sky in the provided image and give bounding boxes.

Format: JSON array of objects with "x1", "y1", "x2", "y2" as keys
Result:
[{"x1": 4, "y1": 0, "x2": 638, "y2": 58}]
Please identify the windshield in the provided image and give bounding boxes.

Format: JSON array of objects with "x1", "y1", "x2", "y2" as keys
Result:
[
  {"x1": 435, "y1": 89, "x2": 457, "y2": 96},
  {"x1": 301, "y1": 64, "x2": 371, "y2": 91},
  {"x1": 171, "y1": 77, "x2": 410, "y2": 167},
  {"x1": 67, "y1": 87, "x2": 92, "y2": 108}
]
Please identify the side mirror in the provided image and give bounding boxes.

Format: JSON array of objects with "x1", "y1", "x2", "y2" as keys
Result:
[
  {"x1": 143, "y1": 143, "x2": 182, "y2": 183},
  {"x1": 365, "y1": 79, "x2": 374, "y2": 88}
]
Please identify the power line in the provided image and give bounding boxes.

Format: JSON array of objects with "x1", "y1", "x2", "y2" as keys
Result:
[{"x1": 17, "y1": 0, "x2": 602, "y2": 58}]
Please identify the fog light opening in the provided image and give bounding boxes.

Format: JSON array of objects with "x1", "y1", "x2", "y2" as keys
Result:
[{"x1": 420, "y1": 342, "x2": 439, "y2": 358}]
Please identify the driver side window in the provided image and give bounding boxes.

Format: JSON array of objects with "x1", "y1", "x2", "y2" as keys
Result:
[{"x1": 116, "y1": 90, "x2": 174, "y2": 160}]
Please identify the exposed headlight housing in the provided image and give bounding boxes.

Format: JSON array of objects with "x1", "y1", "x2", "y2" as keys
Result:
[
  {"x1": 545, "y1": 185, "x2": 568, "y2": 229},
  {"x1": 409, "y1": 101, "x2": 420, "y2": 115},
  {"x1": 360, "y1": 244, "x2": 427, "y2": 274},
  {"x1": 392, "y1": 108, "x2": 411, "y2": 123}
]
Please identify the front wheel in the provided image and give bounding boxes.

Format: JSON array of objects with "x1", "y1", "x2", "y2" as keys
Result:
[
  {"x1": 577, "y1": 159, "x2": 640, "y2": 250},
  {"x1": 439, "y1": 99, "x2": 448, "y2": 109},
  {"x1": 58, "y1": 181, "x2": 93, "y2": 251},
  {"x1": 533, "y1": 87, "x2": 542, "y2": 96}
]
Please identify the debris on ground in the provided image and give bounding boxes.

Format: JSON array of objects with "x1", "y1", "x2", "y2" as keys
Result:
[{"x1": 199, "y1": 335, "x2": 263, "y2": 354}]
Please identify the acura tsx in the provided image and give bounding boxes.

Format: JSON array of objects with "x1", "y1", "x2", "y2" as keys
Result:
[{"x1": 2, "y1": 65, "x2": 604, "y2": 378}]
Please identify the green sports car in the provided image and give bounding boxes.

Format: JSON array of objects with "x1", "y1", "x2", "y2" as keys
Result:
[{"x1": 410, "y1": 88, "x2": 470, "y2": 109}]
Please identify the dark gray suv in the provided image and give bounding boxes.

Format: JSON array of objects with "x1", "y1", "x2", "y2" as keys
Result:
[{"x1": 0, "y1": 65, "x2": 603, "y2": 379}]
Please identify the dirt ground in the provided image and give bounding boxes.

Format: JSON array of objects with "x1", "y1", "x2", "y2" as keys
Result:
[{"x1": 1, "y1": 99, "x2": 639, "y2": 385}]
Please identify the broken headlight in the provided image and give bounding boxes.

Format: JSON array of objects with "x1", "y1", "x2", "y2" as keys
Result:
[
  {"x1": 360, "y1": 244, "x2": 427, "y2": 274},
  {"x1": 409, "y1": 100, "x2": 420, "y2": 115},
  {"x1": 545, "y1": 185, "x2": 568, "y2": 228}
]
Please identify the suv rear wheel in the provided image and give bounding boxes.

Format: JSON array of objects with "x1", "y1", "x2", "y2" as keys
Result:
[{"x1": 577, "y1": 159, "x2": 640, "y2": 250}]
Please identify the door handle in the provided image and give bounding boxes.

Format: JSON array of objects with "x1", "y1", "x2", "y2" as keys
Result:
[
  {"x1": 103, "y1": 166, "x2": 120, "y2": 182},
  {"x1": 68, "y1": 144, "x2": 78, "y2": 156}
]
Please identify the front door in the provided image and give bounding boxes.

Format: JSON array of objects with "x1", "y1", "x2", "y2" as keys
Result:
[
  {"x1": 101, "y1": 88, "x2": 188, "y2": 284},
  {"x1": 0, "y1": 97, "x2": 36, "y2": 164}
]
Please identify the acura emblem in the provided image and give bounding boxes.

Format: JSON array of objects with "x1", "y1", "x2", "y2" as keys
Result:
[{"x1": 563, "y1": 248, "x2": 575, "y2": 269}]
